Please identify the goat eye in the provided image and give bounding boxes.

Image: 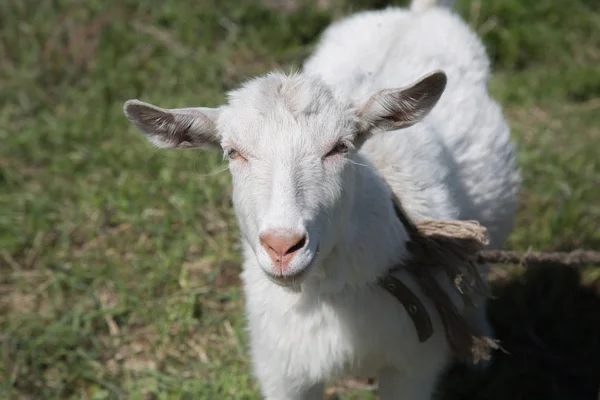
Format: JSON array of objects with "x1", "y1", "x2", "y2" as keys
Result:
[
  {"x1": 326, "y1": 142, "x2": 350, "y2": 158},
  {"x1": 226, "y1": 148, "x2": 242, "y2": 160}
]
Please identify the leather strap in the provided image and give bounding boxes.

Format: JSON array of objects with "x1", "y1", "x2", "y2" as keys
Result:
[
  {"x1": 377, "y1": 193, "x2": 434, "y2": 343},
  {"x1": 379, "y1": 273, "x2": 434, "y2": 343}
]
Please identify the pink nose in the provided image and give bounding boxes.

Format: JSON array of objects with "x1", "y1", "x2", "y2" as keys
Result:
[{"x1": 259, "y1": 230, "x2": 307, "y2": 271}]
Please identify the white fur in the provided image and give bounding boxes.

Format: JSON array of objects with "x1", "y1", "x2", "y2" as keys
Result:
[{"x1": 123, "y1": 1, "x2": 520, "y2": 398}]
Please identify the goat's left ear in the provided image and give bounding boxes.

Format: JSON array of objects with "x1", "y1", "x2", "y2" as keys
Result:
[
  {"x1": 123, "y1": 99, "x2": 222, "y2": 150},
  {"x1": 357, "y1": 70, "x2": 447, "y2": 138}
]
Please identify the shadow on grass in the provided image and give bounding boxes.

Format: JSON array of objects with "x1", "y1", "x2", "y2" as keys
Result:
[{"x1": 439, "y1": 264, "x2": 600, "y2": 400}]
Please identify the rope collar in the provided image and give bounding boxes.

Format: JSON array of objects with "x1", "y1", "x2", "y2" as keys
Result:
[{"x1": 377, "y1": 189, "x2": 500, "y2": 363}]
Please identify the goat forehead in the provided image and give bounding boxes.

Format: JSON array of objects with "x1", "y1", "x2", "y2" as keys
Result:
[
  {"x1": 228, "y1": 72, "x2": 340, "y2": 115},
  {"x1": 219, "y1": 72, "x2": 357, "y2": 150}
]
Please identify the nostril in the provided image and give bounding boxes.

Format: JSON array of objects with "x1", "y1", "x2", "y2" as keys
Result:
[
  {"x1": 286, "y1": 235, "x2": 307, "y2": 255},
  {"x1": 259, "y1": 231, "x2": 308, "y2": 264}
]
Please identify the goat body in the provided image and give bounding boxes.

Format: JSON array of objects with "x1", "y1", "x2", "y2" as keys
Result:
[
  {"x1": 244, "y1": 4, "x2": 519, "y2": 399},
  {"x1": 123, "y1": 0, "x2": 520, "y2": 398}
]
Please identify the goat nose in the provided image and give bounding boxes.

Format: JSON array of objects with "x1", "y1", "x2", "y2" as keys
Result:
[{"x1": 259, "y1": 230, "x2": 308, "y2": 270}]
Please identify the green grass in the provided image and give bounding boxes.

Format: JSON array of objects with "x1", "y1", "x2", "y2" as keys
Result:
[{"x1": 1, "y1": 0, "x2": 599, "y2": 398}]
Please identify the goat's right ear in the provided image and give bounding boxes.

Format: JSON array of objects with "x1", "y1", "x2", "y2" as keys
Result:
[{"x1": 123, "y1": 100, "x2": 222, "y2": 150}]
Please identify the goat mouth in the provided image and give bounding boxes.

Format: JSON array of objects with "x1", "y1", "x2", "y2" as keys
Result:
[
  {"x1": 265, "y1": 246, "x2": 319, "y2": 287},
  {"x1": 266, "y1": 269, "x2": 310, "y2": 287}
]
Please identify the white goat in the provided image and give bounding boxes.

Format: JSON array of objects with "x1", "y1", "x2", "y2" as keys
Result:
[{"x1": 123, "y1": 0, "x2": 520, "y2": 398}]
